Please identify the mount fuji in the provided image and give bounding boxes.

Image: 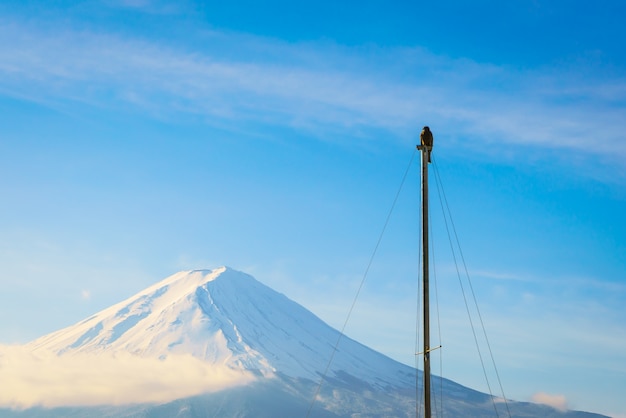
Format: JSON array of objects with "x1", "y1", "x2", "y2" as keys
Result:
[{"x1": 0, "y1": 267, "x2": 608, "y2": 417}]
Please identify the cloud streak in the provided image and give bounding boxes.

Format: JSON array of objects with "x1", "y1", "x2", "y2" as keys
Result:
[
  {"x1": 0, "y1": 345, "x2": 254, "y2": 409},
  {"x1": 530, "y1": 392, "x2": 568, "y2": 412},
  {"x1": 1, "y1": 17, "x2": 626, "y2": 166}
]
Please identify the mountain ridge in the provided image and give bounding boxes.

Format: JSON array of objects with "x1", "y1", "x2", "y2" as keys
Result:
[
  {"x1": 1, "y1": 267, "x2": 610, "y2": 418},
  {"x1": 25, "y1": 267, "x2": 414, "y2": 386}
]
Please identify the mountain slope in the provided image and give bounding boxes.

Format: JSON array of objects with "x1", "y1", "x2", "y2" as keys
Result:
[
  {"x1": 26, "y1": 267, "x2": 413, "y2": 387},
  {"x1": 3, "y1": 267, "x2": 609, "y2": 418}
]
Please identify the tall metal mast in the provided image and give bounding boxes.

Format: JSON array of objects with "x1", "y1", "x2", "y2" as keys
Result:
[{"x1": 417, "y1": 126, "x2": 434, "y2": 418}]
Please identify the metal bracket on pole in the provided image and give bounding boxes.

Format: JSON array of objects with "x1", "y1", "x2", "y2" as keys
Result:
[{"x1": 416, "y1": 345, "x2": 442, "y2": 356}]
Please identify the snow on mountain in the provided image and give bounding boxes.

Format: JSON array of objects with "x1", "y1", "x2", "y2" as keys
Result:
[
  {"x1": 1, "y1": 267, "x2": 612, "y2": 417},
  {"x1": 26, "y1": 267, "x2": 412, "y2": 387}
]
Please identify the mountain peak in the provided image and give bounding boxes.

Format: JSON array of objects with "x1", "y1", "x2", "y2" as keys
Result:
[
  {"x1": 141, "y1": 266, "x2": 228, "y2": 291},
  {"x1": 7, "y1": 268, "x2": 610, "y2": 417},
  {"x1": 27, "y1": 267, "x2": 263, "y2": 366},
  {"x1": 25, "y1": 267, "x2": 412, "y2": 386}
]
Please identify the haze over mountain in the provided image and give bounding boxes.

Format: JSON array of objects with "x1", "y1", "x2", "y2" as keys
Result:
[{"x1": 0, "y1": 267, "x2": 609, "y2": 417}]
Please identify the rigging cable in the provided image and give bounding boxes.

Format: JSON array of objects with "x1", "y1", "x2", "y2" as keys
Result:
[
  {"x1": 429, "y1": 205, "x2": 445, "y2": 417},
  {"x1": 305, "y1": 148, "x2": 418, "y2": 418},
  {"x1": 431, "y1": 154, "x2": 497, "y2": 417},
  {"x1": 431, "y1": 155, "x2": 512, "y2": 418},
  {"x1": 415, "y1": 159, "x2": 423, "y2": 418}
]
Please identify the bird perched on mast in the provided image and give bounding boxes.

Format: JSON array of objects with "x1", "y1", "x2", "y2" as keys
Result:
[{"x1": 420, "y1": 126, "x2": 434, "y2": 163}]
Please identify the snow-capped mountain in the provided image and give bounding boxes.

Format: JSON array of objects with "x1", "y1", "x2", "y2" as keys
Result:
[
  {"x1": 1, "y1": 267, "x2": 609, "y2": 418},
  {"x1": 26, "y1": 267, "x2": 412, "y2": 387}
]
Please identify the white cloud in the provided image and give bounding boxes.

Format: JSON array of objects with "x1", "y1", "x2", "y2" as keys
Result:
[
  {"x1": 1, "y1": 17, "x2": 625, "y2": 168},
  {"x1": 530, "y1": 392, "x2": 568, "y2": 412},
  {"x1": 0, "y1": 345, "x2": 254, "y2": 409},
  {"x1": 80, "y1": 289, "x2": 91, "y2": 300},
  {"x1": 112, "y1": 0, "x2": 152, "y2": 8}
]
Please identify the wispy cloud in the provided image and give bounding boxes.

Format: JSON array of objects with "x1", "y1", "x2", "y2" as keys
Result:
[
  {"x1": 471, "y1": 269, "x2": 532, "y2": 282},
  {"x1": 0, "y1": 345, "x2": 253, "y2": 409},
  {"x1": 1, "y1": 17, "x2": 625, "y2": 167},
  {"x1": 530, "y1": 392, "x2": 568, "y2": 412},
  {"x1": 103, "y1": 0, "x2": 183, "y2": 13},
  {"x1": 108, "y1": 0, "x2": 153, "y2": 8}
]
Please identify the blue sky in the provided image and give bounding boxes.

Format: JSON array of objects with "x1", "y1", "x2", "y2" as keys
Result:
[{"x1": 0, "y1": 0, "x2": 625, "y2": 416}]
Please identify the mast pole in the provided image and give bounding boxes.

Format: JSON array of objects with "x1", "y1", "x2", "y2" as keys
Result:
[
  {"x1": 422, "y1": 146, "x2": 431, "y2": 418},
  {"x1": 418, "y1": 126, "x2": 433, "y2": 418}
]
